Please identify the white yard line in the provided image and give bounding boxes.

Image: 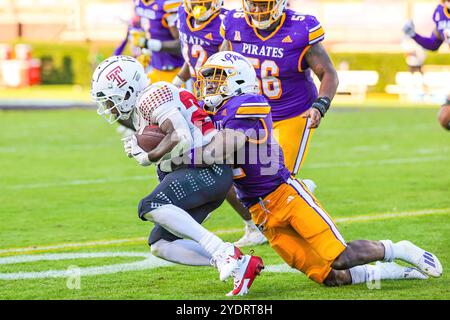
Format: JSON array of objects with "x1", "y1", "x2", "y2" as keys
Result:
[
  {"x1": 9, "y1": 175, "x2": 156, "y2": 190},
  {"x1": 7, "y1": 155, "x2": 449, "y2": 190},
  {"x1": 0, "y1": 208, "x2": 448, "y2": 256},
  {"x1": 0, "y1": 252, "x2": 173, "y2": 280}
]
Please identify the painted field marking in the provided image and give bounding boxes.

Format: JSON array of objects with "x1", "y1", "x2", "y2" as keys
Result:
[
  {"x1": 0, "y1": 252, "x2": 173, "y2": 280},
  {"x1": 7, "y1": 154, "x2": 449, "y2": 190},
  {"x1": 0, "y1": 208, "x2": 448, "y2": 256},
  {"x1": 0, "y1": 251, "x2": 296, "y2": 280}
]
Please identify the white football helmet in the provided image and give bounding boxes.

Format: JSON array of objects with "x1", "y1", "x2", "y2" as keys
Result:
[
  {"x1": 184, "y1": 0, "x2": 223, "y2": 22},
  {"x1": 242, "y1": 0, "x2": 287, "y2": 30},
  {"x1": 91, "y1": 55, "x2": 148, "y2": 124},
  {"x1": 194, "y1": 51, "x2": 258, "y2": 111}
]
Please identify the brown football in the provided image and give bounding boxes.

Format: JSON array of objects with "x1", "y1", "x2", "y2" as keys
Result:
[
  {"x1": 135, "y1": 125, "x2": 166, "y2": 152},
  {"x1": 438, "y1": 105, "x2": 450, "y2": 131}
]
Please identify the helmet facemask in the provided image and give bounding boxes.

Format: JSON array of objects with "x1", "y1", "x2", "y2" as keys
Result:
[
  {"x1": 194, "y1": 65, "x2": 236, "y2": 112},
  {"x1": 242, "y1": 0, "x2": 286, "y2": 30},
  {"x1": 94, "y1": 89, "x2": 133, "y2": 124},
  {"x1": 184, "y1": 0, "x2": 221, "y2": 22}
]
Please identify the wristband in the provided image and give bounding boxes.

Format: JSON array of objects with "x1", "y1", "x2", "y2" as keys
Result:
[
  {"x1": 311, "y1": 97, "x2": 331, "y2": 117},
  {"x1": 172, "y1": 75, "x2": 186, "y2": 88}
]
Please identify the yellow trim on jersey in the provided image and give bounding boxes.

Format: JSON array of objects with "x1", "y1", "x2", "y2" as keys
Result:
[
  {"x1": 252, "y1": 13, "x2": 286, "y2": 42},
  {"x1": 163, "y1": 1, "x2": 182, "y2": 13},
  {"x1": 233, "y1": 168, "x2": 247, "y2": 180},
  {"x1": 141, "y1": 0, "x2": 155, "y2": 7},
  {"x1": 187, "y1": 11, "x2": 221, "y2": 32},
  {"x1": 309, "y1": 26, "x2": 324, "y2": 44},
  {"x1": 298, "y1": 45, "x2": 311, "y2": 72},
  {"x1": 247, "y1": 119, "x2": 269, "y2": 144},
  {"x1": 236, "y1": 106, "x2": 271, "y2": 116},
  {"x1": 220, "y1": 25, "x2": 226, "y2": 38},
  {"x1": 439, "y1": 4, "x2": 450, "y2": 18}
]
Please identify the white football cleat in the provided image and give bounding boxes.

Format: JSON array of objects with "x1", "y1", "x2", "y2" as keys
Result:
[
  {"x1": 234, "y1": 225, "x2": 267, "y2": 247},
  {"x1": 211, "y1": 243, "x2": 243, "y2": 282},
  {"x1": 226, "y1": 254, "x2": 264, "y2": 297},
  {"x1": 302, "y1": 179, "x2": 317, "y2": 194},
  {"x1": 375, "y1": 261, "x2": 428, "y2": 280},
  {"x1": 395, "y1": 240, "x2": 443, "y2": 277}
]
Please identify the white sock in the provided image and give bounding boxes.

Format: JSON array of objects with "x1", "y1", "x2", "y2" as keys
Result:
[
  {"x1": 349, "y1": 262, "x2": 423, "y2": 285},
  {"x1": 349, "y1": 265, "x2": 368, "y2": 284},
  {"x1": 144, "y1": 204, "x2": 226, "y2": 257},
  {"x1": 143, "y1": 204, "x2": 209, "y2": 242},
  {"x1": 381, "y1": 239, "x2": 412, "y2": 262},
  {"x1": 244, "y1": 219, "x2": 258, "y2": 231},
  {"x1": 198, "y1": 231, "x2": 227, "y2": 256},
  {"x1": 151, "y1": 239, "x2": 211, "y2": 266},
  {"x1": 380, "y1": 239, "x2": 394, "y2": 262}
]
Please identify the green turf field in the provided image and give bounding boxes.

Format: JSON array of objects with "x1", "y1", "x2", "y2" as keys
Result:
[{"x1": 0, "y1": 104, "x2": 449, "y2": 300}]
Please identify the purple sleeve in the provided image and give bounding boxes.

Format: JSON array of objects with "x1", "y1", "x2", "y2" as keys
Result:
[
  {"x1": 113, "y1": 29, "x2": 130, "y2": 56},
  {"x1": 412, "y1": 32, "x2": 443, "y2": 51},
  {"x1": 225, "y1": 118, "x2": 267, "y2": 142}
]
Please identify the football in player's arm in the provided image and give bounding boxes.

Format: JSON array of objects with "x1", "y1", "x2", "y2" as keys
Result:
[
  {"x1": 166, "y1": 51, "x2": 443, "y2": 287},
  {"x1": 91, "y1": 55, "x2": 263, "y2": 296}
]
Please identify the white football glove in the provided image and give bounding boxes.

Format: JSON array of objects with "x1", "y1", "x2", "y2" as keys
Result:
[
  {"x1": 403, "y1": 20, "x2": 416, "y2": 38},
  {"x1": 146, "y1": 39, "x2": 162, "y2": 52},
  {"x1": 121, "y1": 135, "x2": 134, "y2": 157},
  {"x1": 127, "y1": 135, "x2": 152, "y2": 166}
]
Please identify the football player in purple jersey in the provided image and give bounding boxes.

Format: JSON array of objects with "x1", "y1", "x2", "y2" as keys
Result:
[
  {"x1": 133, "y1": 0, "x2": 184, "y2": 83},
  {"x1": 169, "y1": 51, "x2": 443, "y2": 288},
  {"x1": 172, "y1": 1, "x2": 228, "y2": 87},
  {"x1": 403, "y1": 0, "x2": 450, "y2": 130},
  {"x1": 220, "y1": 0, "x2": 339, "y2": 176}
]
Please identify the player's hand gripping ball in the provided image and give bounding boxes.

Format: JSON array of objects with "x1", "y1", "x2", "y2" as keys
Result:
[{"x1": 135, "y1": 125, "x2": 166, "y2": 151}]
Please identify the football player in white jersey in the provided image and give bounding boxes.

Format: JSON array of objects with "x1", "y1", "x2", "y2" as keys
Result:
[{"x1": 91, "y1": 55, "x2": 264, "y2": 296}]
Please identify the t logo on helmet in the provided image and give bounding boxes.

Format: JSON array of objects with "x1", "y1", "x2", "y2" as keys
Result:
[{"x1": 106, "y1": 66, "x2": 127, "y2": 88}]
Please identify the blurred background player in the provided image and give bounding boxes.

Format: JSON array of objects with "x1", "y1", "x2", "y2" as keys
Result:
[
  {"x1": 220, "y1": 0, "x2": 339, "y2": 178},
  {"x1": 113, "y1": 14, "x2": 150, "y2": 69},
  {"x1": 174, "y1": 0, "x2": 267, "y2": 247},
  {"x1": 190, "y1": 51, "x2": 443, "y2": 288},
  {"x1": 219, "y1": 0, "x2": 339, "y2": 246},
  {"x1": 403, "y1": 0, "x2": 450, "y2": 130},
  {"x1": 133, "y1": 0, "x2": 184, "y2": 83},
  {"x1": 172, "y1": 0, "x2": 228, "y2": 90}
]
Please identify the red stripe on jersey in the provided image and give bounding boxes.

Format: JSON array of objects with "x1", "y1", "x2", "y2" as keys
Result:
[{"x1": 179, "y1": 90, "x2": 215, "y2": 135}]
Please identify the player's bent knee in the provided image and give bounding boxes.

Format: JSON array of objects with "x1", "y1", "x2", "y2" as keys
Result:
[
  {"x1": 138, "y1": 196, "x2": 161, "y2": 221},
  {"x1": 138, "y1": 198, "x2": 151, "y2": 221},
  {"x1": 150, "y1": 239, "x2": 166, "y2": 258}
]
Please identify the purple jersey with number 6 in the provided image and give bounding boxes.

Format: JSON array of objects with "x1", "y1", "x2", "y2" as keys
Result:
[
  {"x1": 221, "y1": 9, "x2": 325, "y2": 122},
  {"x1": 433, "y1": 3, "x2": 450, "y2": 46},
  {"x1": 177, "y1": 6, "x2": 228, "y2": 81},
  {"x1": 134, "y1": 0, "x2": 184, "y2": 71},
  {"x1": 209, "y1": 94, "x2": 291, "y2": 208}
]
